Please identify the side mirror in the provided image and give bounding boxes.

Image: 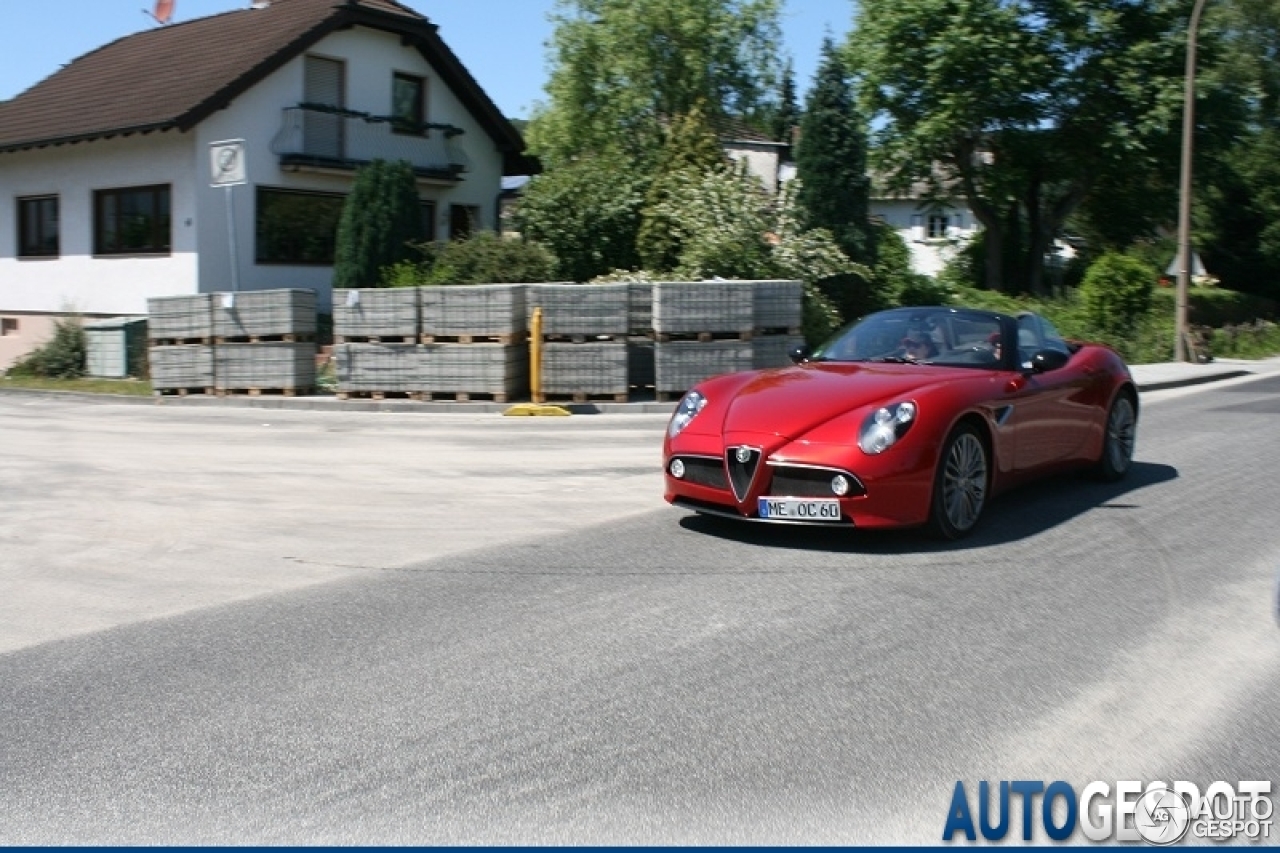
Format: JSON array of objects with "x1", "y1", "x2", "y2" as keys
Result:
[
  {"x1": 788, "y1": 344, "x2": 812, "y2": 364},
  {"x1": 1030, "y1": 349, "x2": 1070, "y2": 373}
]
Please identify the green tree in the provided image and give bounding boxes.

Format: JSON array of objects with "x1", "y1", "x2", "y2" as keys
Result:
[
  {"x1": 516, "y1": 153, "x2": 649, "y2": 282},
  {"x1": 849, "y1": 0, "x2": 1198, "y2": 294},
  {"x1": 796, "y1": 38, "x2": 873, "y2": 263},
  {"x1": 332, "y1": 160, "x2": 422, "y2": 289},
  {"x1": 769, "y1": 58, "x2": 800, "y2": 149},
  {"x1": 1192, "y1": 0, "x2": 1280, "y2": 297},
  {"x1": 637, "y1": 101, "x2": 728, "y2": 271},
  {"x1": 525, "y1": 0, "x2": 783, "y2": 168}
]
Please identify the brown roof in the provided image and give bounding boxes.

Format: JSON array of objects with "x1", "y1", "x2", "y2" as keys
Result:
[{"x1": 0, "y1": 0, "x2": 526, "y2": 163}]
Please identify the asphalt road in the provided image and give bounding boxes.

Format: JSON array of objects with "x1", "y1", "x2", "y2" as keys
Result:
[{"x1": 0, "y1": 377, "x2": 1277, "y2": 844}]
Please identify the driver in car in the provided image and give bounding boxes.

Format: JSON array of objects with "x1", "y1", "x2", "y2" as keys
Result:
[{"x1": 900, "y1": 330, "x2": 939, "y2": 360}]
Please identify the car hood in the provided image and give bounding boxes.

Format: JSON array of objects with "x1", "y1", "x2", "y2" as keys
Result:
[{"x1": 718, "y1": 362, "x2": 959, "y2": 439}]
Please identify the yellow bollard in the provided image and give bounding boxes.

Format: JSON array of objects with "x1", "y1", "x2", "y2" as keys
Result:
[
  {"x1": 502, "y1": 307, "x2": 570, "y2": 415},
  {"x1": 531, "y1": 306, "x2": 543, "y2": 404}
]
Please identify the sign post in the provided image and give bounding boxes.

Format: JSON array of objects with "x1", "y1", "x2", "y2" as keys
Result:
[{"x1": 209, "y1": 139, "x2": 247, "y2": 297}]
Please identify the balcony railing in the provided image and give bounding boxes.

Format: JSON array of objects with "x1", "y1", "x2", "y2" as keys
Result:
[{"x1": 270, "y1": 104, "x2": 471, "y2": 180}]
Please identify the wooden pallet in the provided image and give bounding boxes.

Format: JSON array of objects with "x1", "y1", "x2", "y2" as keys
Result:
[
  {"x1": 336, "y1": 390, "x2": 423, "y2": 401},
  {"x1": 153, "y1": 387, "x2": 215, "y2": 397},
  {"x1": 149, "y1": 337, "x2": 213, "y2": 347},
  {"x1": 214, "y1": 387, "x2": 312, "y2": 397},
  {"x1": 653, "y1": 330, "x2": 753, "y2": 343},
  {"x1": 538, "y1": 333, "x2": 627, "y2": 344},
  {"x1": 215, "y1": 333, "x2": 316, "y2": 344},
  {"x1": 419, "y1": 390, "x2": 511, "y2": 403},
  {"x1": 542, "y1": 391, "x2": 630, "y2": 403},
  {"x1": 334, "y1": 334, "x2": 416, "y2": 344},
  {"x1": 420, "y1": 332, "x2": 523, "y2": 345}
]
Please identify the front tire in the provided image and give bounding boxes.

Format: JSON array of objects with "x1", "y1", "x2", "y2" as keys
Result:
[
  {"x1": 928, "y1": 424, "x2": 989, "y2": 540},
  {"x1": 1095, "y1": 393, "x2": 1137, "y2": 482}
]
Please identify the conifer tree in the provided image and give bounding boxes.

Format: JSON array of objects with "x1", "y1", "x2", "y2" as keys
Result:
[
  {"x1": 771, "y1": 58, "x2": 800, "y2": 151},
  {"x1": 332, "y1": 159, "x2": 422, "y2": 289},
  {"x1": 794, "y1": 38, "x2": 874, "y2": 265}
]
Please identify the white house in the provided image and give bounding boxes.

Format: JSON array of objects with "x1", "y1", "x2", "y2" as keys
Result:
[
  {"x1": 0, "y1": 0, "x2": 529, "y2": 369},
  {"x1": 868, "y1": 186, "x2": 980, "y2": 278}
]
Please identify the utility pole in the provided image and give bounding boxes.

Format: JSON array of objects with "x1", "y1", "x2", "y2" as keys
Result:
[{"x1": 1176, "y1": 0, "x2": 1208, "y2": 362}]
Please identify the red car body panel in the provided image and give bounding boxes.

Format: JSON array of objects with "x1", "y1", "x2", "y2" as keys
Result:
[{"x1": 662, "y1": 309, "x2": 1136, "y2": 531}]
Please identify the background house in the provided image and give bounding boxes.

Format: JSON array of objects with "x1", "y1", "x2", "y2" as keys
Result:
[
  {"x1": 0, "y1": 0, "x2": 528, "y2": 370},
  {"x1": 867, "y1": 183, "x2": 979, "y2": 279}
]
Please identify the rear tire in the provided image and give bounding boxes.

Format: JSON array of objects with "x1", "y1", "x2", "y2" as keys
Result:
[
  {"x1": 928, "y1": 424, "x2": 989, "y2": 540},
  {"x1": 1094, "y1": 393, "x2": 1137, "y2": 482}
]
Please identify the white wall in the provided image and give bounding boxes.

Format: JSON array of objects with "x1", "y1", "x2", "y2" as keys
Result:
[
  {"x1": 870, "y1": 197, "x2": 978, "y2": 278},
  {"x1": 0, "y1": 134, "x2": 199, "y2": 315}
]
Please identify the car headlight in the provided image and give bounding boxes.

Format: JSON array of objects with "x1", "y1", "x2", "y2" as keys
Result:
[
  {"x1": 858, "y1": 401, "x2": 917, "y2": 454},
  {"x1": 668, "y1": 390, "x2": 708, "y2": 438}
]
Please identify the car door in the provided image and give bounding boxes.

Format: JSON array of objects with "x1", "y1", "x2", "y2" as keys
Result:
[{"x1": 1005, "y1": 315, "x2": 1094, "y2": 470}]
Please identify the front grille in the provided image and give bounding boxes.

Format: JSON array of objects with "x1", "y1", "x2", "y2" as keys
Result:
[
  {"x1": 768, "y1": 465, "x2": 866, "y2": 498},
  {"x1": 676, "y1": 456, "x2": 728, "y2": 490},
  {"x1": 726, "y1": 446, "x2": 761, "y2": 501}
]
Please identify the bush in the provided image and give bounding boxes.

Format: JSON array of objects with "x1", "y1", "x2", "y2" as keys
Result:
[
  {"x1": 7, "y1": 317, "x2": 87, "y2": 378},
  {"x1": 1210, "y1": 320, "x2": 1280, "y2": 358},
  {"x1": 516, "y1": 154, "x2": 648, "y2": 282},
  {"x1": 1079, "y1": 251, "x2": 1156, "y2": 336},
  {"x1": 383, "y1": 232, "x2": 557, "y2": 286},
  {"x1": 1149, "y1": 285, "x2": 1279, "y2": 327}
]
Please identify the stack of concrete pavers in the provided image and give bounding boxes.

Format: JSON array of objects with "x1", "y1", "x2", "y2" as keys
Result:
[
  {"x1": 418, "y1": 341, "x2": 529, "y2": 402},
  {"x1": 214, "y1": 342, "x2": 317, "y2": 395},
  {"x1": 652, "y1": 281, "x2": 756, "y2": 401},
  {"x1": 214, "y1": 289, "x2": 317, "y2": 341},
  {"x1": 148, "y1": 340, "x2": 214, "y2": 395},
  {"x1": 418, "y1": 284, "x2": 528, "y2": 401},
  {"x1": 750, "y1": 280, "x2": 805, "y2": 369},
  {"x1": 332, "y1": 342, "x2": 421, "y2": 395},
  {"x1": 147, "y1": 294, "x2": 215, "y2": 394},
  {"x1": 331, "y1": 284, "x2": 530, "y2": 400},
  {"x1": 209, "y1": 290, "x2": 317, "y2": 395},
  {"x1": 527, "y1": 283, "x2": 631, "y2": 401},
  {"x1": 332, "y1": 288, "x2": 421, "y2": 398},
  {"x1": 333, "y1": 288, "x2": 419, "y2": 342}
]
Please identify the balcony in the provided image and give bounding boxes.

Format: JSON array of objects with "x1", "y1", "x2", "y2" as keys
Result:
[{"x1": 270, "y1": 104, "x2": 471, "y2": 182}]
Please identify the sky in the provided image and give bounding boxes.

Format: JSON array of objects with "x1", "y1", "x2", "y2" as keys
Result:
[{"x1": 0, "y1": 0, "x2": 854, "y2": 120}]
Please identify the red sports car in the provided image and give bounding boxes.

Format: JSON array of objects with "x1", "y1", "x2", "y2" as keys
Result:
[{"x1": 663, "y1": 306, "x2": 1138, "y2": 539}]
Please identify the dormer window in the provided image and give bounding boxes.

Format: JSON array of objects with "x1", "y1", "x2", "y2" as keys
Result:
[{"x1": 392, "y1": 72, "x2": 426, "y2": 135}]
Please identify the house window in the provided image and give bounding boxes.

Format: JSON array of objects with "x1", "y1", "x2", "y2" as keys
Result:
[
  {"x1": 392, "y1": 72, "x2": 426, "y2": 135},
  {"x1": 1, "y1": 318, "x2": 18, "y2": 336},
  {"x1": 304, "y1": 55, "x2": 346, "y2": 159},
  {"x1": 450, "y1": 204, "x2": 479, "y2": 240},
  {"x1": 94, "y1": 185, "x2": 171, "y2": 255},
  {"x1": 17, "y1": 195, "x2": 59, "y2": 258},
  {"x1": 927, "y1": 214, "x2": 951, "y2": 239},
  {"x1": 255, "y1": 187, "x2": 345, "y2": 265}
]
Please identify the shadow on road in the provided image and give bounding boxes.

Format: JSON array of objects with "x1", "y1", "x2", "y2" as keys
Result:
[{"x1": 676, "y1": 461, "x2": 1179, "y2": 554}]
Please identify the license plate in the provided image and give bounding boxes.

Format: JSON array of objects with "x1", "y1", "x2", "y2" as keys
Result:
[{"x1": 757, "y1": 497, "x2": 842, "y2": 522}]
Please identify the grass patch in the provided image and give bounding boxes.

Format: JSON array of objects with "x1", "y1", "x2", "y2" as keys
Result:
[{"x1": 0, "y1": 375, "x2": 154, "y2": 396}]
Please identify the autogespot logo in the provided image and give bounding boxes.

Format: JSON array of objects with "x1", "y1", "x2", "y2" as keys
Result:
[{"x1": 942, "y1": 780, "x2": 1273, "y2": 844}]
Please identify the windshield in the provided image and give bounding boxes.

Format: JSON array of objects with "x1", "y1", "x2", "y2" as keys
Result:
[{"x1": 811, "y1": 307, "x2": 1007, "y2": 368}]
